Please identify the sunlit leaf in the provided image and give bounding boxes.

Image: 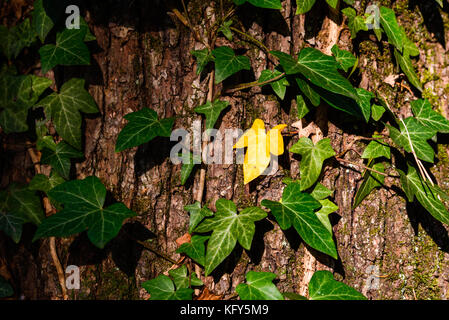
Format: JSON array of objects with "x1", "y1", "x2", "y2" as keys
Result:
[
  {"x1": 290, "y1": 137, "x2": 336, "y2": 191},
  {"x1": 194, "y1": 199, "x2": 267, "y2": 275},
  {"x1": 236, "y1": 271, "x2": 284, "y2": 300},
  {"x1": 194, "y1": 99, "x2": 230, "y2": 129},
  {"x1": 261, "y1": 182, "x2": 337, "y2": 259},
  {"x1": 142, "y1": 275, "x2": 193, "y2": 300},
  {"x1": 213, "y1": 46, "x2": 251, "y2": 84},
  {"x1": 399, "y1": 165, "x2": 449, "y2": 225},
  {"x1": 115, "y1": 107, "x2": 173, "y2": 152},
  {"x1": 168, "y1": 265, "x2": 203, "y2": 289},
  {"x1": 36, "y1": 78, "x2": 98, "y2": 149},
  {"x1": 308, "y1": 271, "x2": 366, "y2": 300},
  {"x1": 33, "y1": 176, "x2": 136, "y2": 248},
  {"x1": 176, "y1": 235, "x2": 209, "y2": 266},
  {"x1": 353, "y1": 162, "x2": 385, "y2": 209}
]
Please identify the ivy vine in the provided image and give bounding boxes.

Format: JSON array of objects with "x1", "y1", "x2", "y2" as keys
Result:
[{"x1": 1, "y1": 0, "x2": 448, "y2": 300}]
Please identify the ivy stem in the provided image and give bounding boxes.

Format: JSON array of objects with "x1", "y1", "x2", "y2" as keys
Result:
[
  {"x1": 196, "y1": 72, "x2": 214, "y2": 206},
  {"x1": 335, "y1": 156, "x2": 399, "y2": 178},
  {"x1": 26, "y1": 143, "x2": 68, "y2": 300},
  {"x1": 224, "y1": 72, "x2": 285, "y2": 94},
  {"x1": 229, "y1": 26, "x2": 270, "y2": 54},
  {"x1": 178, "y1": 0, "x2": 210, "y2": 49},
  {"x1": 135, "y1": 240, "x2": 179, "y2": 265}
]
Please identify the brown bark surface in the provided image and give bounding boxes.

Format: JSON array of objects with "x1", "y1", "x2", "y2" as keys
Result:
[{"x1": 1, "y1": 0, "x2": 449, "y2": 300}]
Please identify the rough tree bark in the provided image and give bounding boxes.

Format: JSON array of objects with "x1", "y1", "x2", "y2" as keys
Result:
[{"x1": 1, "y1": 0, "x2": 449, "y2": 300}]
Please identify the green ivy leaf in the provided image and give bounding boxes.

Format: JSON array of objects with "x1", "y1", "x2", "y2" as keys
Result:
[
  {"x1": 234, "y1": 0, "x2": 283, "y2": 9},
  {"x1": 0, "y1": 18, "x2": 36, "y2": 60},
  {"x1": 295, "y1": 76, "x2": 320, "y2": 107},
  {"x1": 3, "y1": 184, "x2": 45, "y2": 226},
  {"x1": 296, "y1": 95, "x2": 310, "y2": 119},
  {"x1": 394, "y1": 49, "x2": 422, "y2": 92},
  {"x1": 388, "y1": 117, "x2": 435, "y2": 163},
  {"x1": 316, "y1": 199, "x2": 338, "y2": 233},
  {"x1": 32, "y1": 0, "x2": 54, "y2": 42},
  {"x1": 115, "y1": 107, "x2": 173, "y2": 152},
  {"x1": 191, "y1": 48, "x2": 214, "y2": 75},
  {"x1": 236, "y1": 271, "x2": 284, "y2": 300},
  {"x1": 180, "y1": 152, "x2": 201, "y2": 185},
  {"x1": 168, "y1": 265, "x2": 203, "y2": 289},
  {"x1": 290, "y1": 137, "x2": 336, "y2": 191},
  {"x1": 400, "y1": 27, "x2": 419, "y2": 57},
  {"x1": 271, "y1": 48, "x2": 359, "y2": 102},
  {"x1": 261, "y1": 182, "x2": 337, "y2": 259},
  {"x1": 283, "y1": 292, "x2": 308, "y2": 300},
  {"x1": 41, "y1": 141, "x2": 84, "y2": 179},
  {"x1": 33, "y1": 176, "x2": 136, "y2": 248},
  {"x1": 399, "y1": 165, "x2": 449, "y2": 225},
  {"x1": 331, "y1": 45, "x2": 357, "y2": 73},
  {"x1": 310, "y1": 183, "x2": 334, "y2": 200},
  {"x1": 29, "y1": 171, "x2": 65, "y2": 193},
  {"x1": 0, "y1": 75, "x2": 52, "y2": 133},
  {"x1": 379, "y1": 6, "x2": 404, "y2": 52},
  {"x1": 39, "y1": 28, "x2": 90, "y2": 73},
  {"x1": 258, "y1": 69, "x2": 289, "y2": 100},
  {"x1": 0, "y1": 190, "x2": 25, "y2": 243},
  {"x1": 36, "y1": 78, "x2": 98, "y2": 150},
  {"x1": 194, "y1": 99, "x2": 230, "y2": 129},
  {"x1": 371, "y1": 104, "x2": 385, "y2": 121},
  {"x1": 296, "y1": 0, "x2": 316, "y2": 14},
  {"x1": 194, "y1": 199, "x2": 267, "y2": 275},
  {"x1": 176, "y1": 235, "x2": 209, "y2": 266},
  {"x1": 213, "y1": 46, "x2": 251, "y2": 84},
  {"x1": 341, "y1": 8, "x2": 368, "y2": 39},
  {"x1": 326, "y1": 0, "x2": 338, "y2": 8},
  {"x1": 218, "y1": 20, "x2": 233, "y2": 40},
  {"x1": 356, "y1": 88, "x2": 374, "y2": 123},
  {"x1": 353, "y1": 162, "x2": 385, "y2": 209},
  {"x1": 184, "y1": 201, "x2": 213, "y2": 233},
  {"x1": 142, "y1": 275, "x2": 193, "y2": 300},
  {"x1": 0, "y1": 276, "x2": 13, "y2": 298},
  {"x1": 411, "y1": 99, "x2": 449, "y2": 134},
  {"x1": 312, "y1": 84, "x2": 363, "y2": 118},
  {"x1": 308, "y1": 271, "x2": 366, "y2": 300},
  {"x1": 361, "y1": 139, "x2": 391, "y2": 160},
  {"x1": 436, "y1": 0, "x2": 444, "y2": 7}
]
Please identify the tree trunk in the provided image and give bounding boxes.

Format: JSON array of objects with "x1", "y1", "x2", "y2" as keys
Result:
[{"x1": 1, "y1": 0, "x2": 449, "y2": 300}]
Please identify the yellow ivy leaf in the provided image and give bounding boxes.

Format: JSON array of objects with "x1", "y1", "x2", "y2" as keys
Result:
[
  {"x1": 267, "y1": 124, "x2": 287, "y2": 156},
  {"x1": 234, "y1": 119, "x2": 286, "y2": 184}
]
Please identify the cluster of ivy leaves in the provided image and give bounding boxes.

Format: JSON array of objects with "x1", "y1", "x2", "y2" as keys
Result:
[
  {"x1": 0, "y1": 0, "x2": 138, "y2": 296},
  {"x1": 2, "y1": 0, "x2": 449, "y2": 301},
  {"x1": 128, "y1": 0, "x2": 449, "y2": 300}
]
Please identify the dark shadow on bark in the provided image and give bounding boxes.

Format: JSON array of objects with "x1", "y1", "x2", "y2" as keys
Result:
[
  {"x1": 245, "y1": 219, "x2": 274, "y2": 265},
  {"x1": 85, "y1": 0, "x2": 187, "y2": 32},
  {"x1": 67, "y1": 221, "x2": 155, "y2": 277},
  {"x1": 67, "y1": 232, "x2": 109, "y2": 266},
  {"x1": 110, "y1": 222, "x2": 156, "y2": 277},
  {"x1": 279, "y1": 224, "x2": 345, "y2": 275},
  {"x1": 410, "y1": 0, "x2": 446, "y2": 48},
  {"x1": 304, "y1": 3, "x2": 326, "y2": 41},
  {"x1": 209, "y1": 244, "x2": 243, "y2": 282},
  {"x1": 134, "y1": 137, "x2": 177, "y2": 179},
  {"x1": 280, "y1": 226, "x2": 301, "y2": 251},
  {"x1": 406, "y1": 201, "x2": 449, "y2": 253},
  {"x1": 236, "y1": 3, "x2": 290, "y2": 37}
]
